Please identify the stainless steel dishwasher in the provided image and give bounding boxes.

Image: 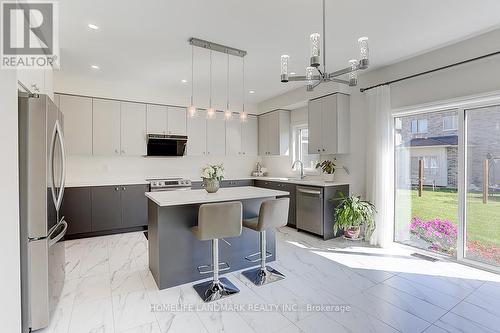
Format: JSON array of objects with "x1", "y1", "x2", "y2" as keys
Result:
[{"x1": 296, "y1": 186, "x2": 324, "y2": 236}]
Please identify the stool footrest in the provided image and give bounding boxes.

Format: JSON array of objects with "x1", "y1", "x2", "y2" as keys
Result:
[
  {"x1": 197, "y1": 262, "x2": 231, "y2": 274},
  {"x1": 244, "y1": 251, "x2": 272, "y2": 263}
]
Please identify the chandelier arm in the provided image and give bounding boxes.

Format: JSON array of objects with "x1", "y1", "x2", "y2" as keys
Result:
[
  {"x1": 329, "y1": 78, "x2": 351, "y2": 85},
  {"x1": 311, "y1": 80, "x2": 323, "y2": 89},
  {"x1": 287, "y1": 75, "x2": 307, "y2": 81},
  {"x1": 327, "y1": 65, "x2": 359, "y2": 79}
]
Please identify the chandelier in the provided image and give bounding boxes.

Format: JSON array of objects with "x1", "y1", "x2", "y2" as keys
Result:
[{"x1": 280, "y1": 0, "x2": 370, "y2": 91}]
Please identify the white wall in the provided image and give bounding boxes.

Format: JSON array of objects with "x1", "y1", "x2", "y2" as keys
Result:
[
  {"x1": 66, "y1": 155, "x2": 259, "y2": 184},
  {"x1": 0, "y1": 70, "x2": 21, "y2": 332}
]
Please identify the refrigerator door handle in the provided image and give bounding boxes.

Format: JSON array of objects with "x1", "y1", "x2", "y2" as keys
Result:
[
  {"x1": 49, "y1": 121, "x2": 57, "y2": 210},
  {"x1": 48, "y1": 218, "x2": 67, "y2": 247},
  {"x1": 55, "y1": 120, "x2": 66, "y2": 211}
]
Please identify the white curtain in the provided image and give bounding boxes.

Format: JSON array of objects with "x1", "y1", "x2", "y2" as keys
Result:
[{"x1": 365, "y1": 86, "x2": 394, "y2": 247}]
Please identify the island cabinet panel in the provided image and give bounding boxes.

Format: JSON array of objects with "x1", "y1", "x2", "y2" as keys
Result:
[
  {"x1": 61, "y1": 187, "x2": 92, "y2": 235},
  {"x1": 121, "y1": 184, "x2": 149, "y2": 228},
  {"x1": 91, "y1": 186, "x2": 122, "y2": 232},
  {"x1": 254, "y1": 180, "x2": 296, "y2": 227}
]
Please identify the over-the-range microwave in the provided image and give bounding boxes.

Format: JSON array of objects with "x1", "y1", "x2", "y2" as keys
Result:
[{"x1": 146, "y1": 134, "x2": 187, "y2": 156}]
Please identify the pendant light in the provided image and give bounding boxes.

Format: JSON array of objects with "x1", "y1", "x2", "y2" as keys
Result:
[
  {"x1": 187, "y1": 45, "x2": 196, "y2": 118},
  {"x1": 224, "y1": 53, "x2": 232, "y2": 120},
  {"x1": 240, "y1": 57, "x2": 247, "y2": 122},
  {"x1": 206, "y1": 50, "x2": 216, "y2": 119}
]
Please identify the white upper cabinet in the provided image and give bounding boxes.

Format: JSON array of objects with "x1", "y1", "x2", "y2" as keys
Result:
[
  {"x1": 58, "y1": 94, "x2": 93, "y2": 155},
  {"x1": 187, "y1": 109, "x2": 207, "y2": 156},
  {"x1": 167, "y1": 106, "x2": 187, "y2": 135},
  {"x1": 92, "y1": 99, "x2": 121, "y2": 156},
  {"x1": 258, "y1": 110, "x2": 290, "y2": 156},
  {"x1": 241, "y1": 115, "x2": 258, "y2": 156},
  {"x1": 146, "y1": 104, "x2": 167, "y2": 134},
  {"x1": 308, "y1": 98, "x2": 323, "y2": 154},
  {"x1": 121, "y1": 102, "x2": 146, "y2": 156},
  {"x1": 225, "y1": 114, "x2": 242, "y2": 156},
  {"x1": 206, "y1": 112, "x2": 226, "y2": 156},
  {"x1": 308, "y1": 93, "x2": 350, "y2": 155}
]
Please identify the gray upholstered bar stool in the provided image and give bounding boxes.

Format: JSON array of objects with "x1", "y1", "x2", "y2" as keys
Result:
[
  {"x1": 191, "y1": 201, "x2": 243, "y2": 302},
  {"x1": 242, "y1": 197, "x2": 290, "y2": 286}
]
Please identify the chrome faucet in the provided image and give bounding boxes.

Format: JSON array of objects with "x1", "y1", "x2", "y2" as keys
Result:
[{"x1": 292, "y1": 160, "x2": 305, "y2": 179}]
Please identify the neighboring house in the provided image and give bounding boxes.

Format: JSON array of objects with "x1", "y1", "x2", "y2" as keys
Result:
[{"x1": 396, "y1": 111, "x2": 459, "y2": 188}]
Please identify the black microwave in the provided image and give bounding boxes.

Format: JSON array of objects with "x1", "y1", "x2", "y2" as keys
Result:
[{"x1": 146, "y1": 134, "x2": 187, "y2": 156}]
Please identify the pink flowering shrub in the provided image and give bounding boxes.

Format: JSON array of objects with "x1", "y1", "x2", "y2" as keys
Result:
[
  {"x1": 410, "y1": 217, "x2": 457, "y2": 255},
  {"x1": 467, "y1": 241, "x2": 500, "y2": 265}
]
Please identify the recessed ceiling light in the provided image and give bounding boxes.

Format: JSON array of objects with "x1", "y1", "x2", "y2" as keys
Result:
[
  {"x1": 87, "y1": 23, "x2": 99, "y2": 30},
  {"x1": 90, "y1": 64, "x2": 100, "y2": 70},
  {"x1": 181, "y1": 79, "x2": 188, "y2": 83},
  {"x1": 249, "y1": 90, "x2": 255, "y2": 94},
  {"x1": 290, "y1": 72, "x2": 296, "y2": 75}
]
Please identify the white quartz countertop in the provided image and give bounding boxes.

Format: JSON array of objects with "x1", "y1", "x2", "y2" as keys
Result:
[
  {"x1": 145, "y1": 186, "x2": 289, "y2": 207},
  {"x1": 252, "y1": 177, "x2": 349, "y2": 187}
]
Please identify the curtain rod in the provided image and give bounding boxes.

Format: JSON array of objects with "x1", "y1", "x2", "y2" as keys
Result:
[{"x1": 360, "y1": 50, "x2": 500, "y2": 93}]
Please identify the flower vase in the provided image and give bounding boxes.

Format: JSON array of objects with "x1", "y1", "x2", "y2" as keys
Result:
[
  {"x1": 323, "y1": 173, "x2": 335, "y2": 182},
  {"x1": 203, "y1": 178, "x2": 220, "y2": 193}
]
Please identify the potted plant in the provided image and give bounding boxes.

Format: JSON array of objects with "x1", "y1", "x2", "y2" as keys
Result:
[
  {"x1": 201, "y1": 164, "x2": 225, "y2": 193},
  {"x1": 334, "y1": 194, "x2": 376, "y2": 240},
  {"x1": 316, "y1": 160, "x2": 336, "y2": 182}
]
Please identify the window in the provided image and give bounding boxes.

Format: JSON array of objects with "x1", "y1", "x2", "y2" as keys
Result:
[
  {"x1": 443, "y1": 115, "x2": 458, "y2": 131},
  {"x1": 293, "y1": 125, "x2": 319, "y2": 171},
  {"x1": 410, "y1": 119, "x2": 428, "y2": 133}
]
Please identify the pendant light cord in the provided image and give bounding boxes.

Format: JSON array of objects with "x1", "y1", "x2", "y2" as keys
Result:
[
  {"x1": 209, "y1": 50, "x2": 212, "y2": 108},
  {"x1": 227, "y1": 53, "x2": 230, "y2": 111},
  {"x1": 242, "y1": 57, "x2": 245, "y2": 113},
  {"x1": 191, "y1": 45, "x2": 194, "y2": 106},
  {"x1": 322, "y1": 0, "x2": 326, "y2": 74}
]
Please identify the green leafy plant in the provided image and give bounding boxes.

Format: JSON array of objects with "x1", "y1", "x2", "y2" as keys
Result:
[
  {"x1": 315, "y1": 160, "x2": 336, "y2": 174},
  {"x1": 334, "y1": 194, "x2": 376, "y2": 237}
]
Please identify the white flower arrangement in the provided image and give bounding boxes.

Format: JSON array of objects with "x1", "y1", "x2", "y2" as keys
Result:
[{"x1": 201, "y1": 164, "x2": 225, "y2": 181}]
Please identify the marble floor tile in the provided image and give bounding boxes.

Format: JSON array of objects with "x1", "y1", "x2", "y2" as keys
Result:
[
  {"x1": 434, "y1": 311, "x2": 497, "y2": 333},
  {"x1": 112, "y1": 291, "x2": 158, "y2": 332},
  {"x1": 383, "y1": 275, "x2": 462, "y2": 310},
  {"x1": 44, "y1": 229, "x2": 500, "y2": 333},
  {"x1": 365, "y1": 283, "x2": 448, "y2": 323},
  {"x1": 68, "y1": 297, "x2": 114, "y2": 333}
]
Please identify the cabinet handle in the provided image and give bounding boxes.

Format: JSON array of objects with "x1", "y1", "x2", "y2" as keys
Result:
[
  {"x1": 121, "y1": 150, "x2": 125, "y2": 154},
  {"x1": 122, "y1": 187, "x2": 126, "y2": 191},
  {"x1": 115, "y1": 149, "x2": 119, "y2": 154},
  {"x1": 317, "y1": 149, "x2": 320, "y2": 152},
  {"x1": 322, "y1": 148, "x2": 325, "y2": 152},
  {"x1": 243, "y1": 152, "x2": 246, "y2": 155},
  {"x1": 115, "y1": 187, "x2": 119, "y2": 191}
]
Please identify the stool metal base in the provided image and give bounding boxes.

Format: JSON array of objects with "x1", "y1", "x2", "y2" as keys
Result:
[
  {"x1": 193, "y1": 277, "x2": 240, "y2": 302},
  {"x1": 242, "y1": 266, "x2": 285, "y2": 286}
]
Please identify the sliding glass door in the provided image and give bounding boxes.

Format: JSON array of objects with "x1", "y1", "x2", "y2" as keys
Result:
[
  {"x1": 464, "y1": 106, "x2": 500, "y2": 267},
  {"x1": 394, "y1": 110, "x2": 459, "y2": 256},
  {"x1": 394, "y1": 103, "x2": 500, "y2": 271}
]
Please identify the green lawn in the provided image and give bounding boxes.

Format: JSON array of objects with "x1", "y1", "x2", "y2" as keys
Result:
[{"x1": 396, "y1": 189, "x2": 500, "y2": 246}]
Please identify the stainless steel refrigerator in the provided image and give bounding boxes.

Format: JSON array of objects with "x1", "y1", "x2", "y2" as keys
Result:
[{"x1": 18, "y1": 92, "x2": 68, "y2": 332}]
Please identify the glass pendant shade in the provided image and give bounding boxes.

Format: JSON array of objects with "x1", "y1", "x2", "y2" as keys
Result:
[
  {"x1": 348, "y1": 59, "x2": 358, "y2": 86},
  {"x1": 306, "y1": 67, "x2": 314, "y2": 85},
  {"x1": 310, "y1": 33, "x2": 320, "y2": 67},
  {"x1": 187, "y1": 105, "x2": 196, "y2": 118},
  {"x1": 280, "y1": 55, "x2": 289, "y2": 82},
  {"x1": 240, "y1": 111, "x2": 248, "y2": 122},
  {"x1": 358, "y1": 37, "x2": 369, "y2": 60},
  {"x1": 207, "y1": 107, "x2": 215, "y2": 119}
]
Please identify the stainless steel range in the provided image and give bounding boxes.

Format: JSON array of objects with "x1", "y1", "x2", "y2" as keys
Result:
[{"x1": 148, "y1": 178, "x2": 192, "y2": 192}]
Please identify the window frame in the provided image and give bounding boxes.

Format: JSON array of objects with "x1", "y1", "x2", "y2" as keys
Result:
[
  {"x1": 292, "y1": 124, "x2": 319, "y2": 173},
  {"x1": 443, "y1": 115, "x2": 458, "y2": 131},
  {"x1": 410, "y1": 118, "x2": 428, "y2": 134}
]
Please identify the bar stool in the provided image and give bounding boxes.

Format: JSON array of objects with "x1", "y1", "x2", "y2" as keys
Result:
[
  {"x1": 191, "y1": 201, "x2": 242, "y2": 302},
  {"x1": 242, "y1": 198, "x2": 290, "y2": 286}
]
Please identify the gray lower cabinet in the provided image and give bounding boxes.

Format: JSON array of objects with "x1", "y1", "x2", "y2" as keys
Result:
[
  {"x1": 62, "y1": 184, "x2": 148, "y2": 237},
  {"x1": 122, "y1": 184, "x2": 149, "y2": 228},
  {"x1": 61, "y1": 187, "x2": 92, "y2": 235},
  {"x1": 91, "y1": 186, "x2": 122, "y2": 232},
  {"x1": 254, "y1": 180, "x2": 296, "y2": 227},
  {"x1": 191, "y1": 179, "x2": 254, "y2": 189}
]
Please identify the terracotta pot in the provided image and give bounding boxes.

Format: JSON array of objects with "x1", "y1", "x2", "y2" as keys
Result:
[
  {"x1": 203, "y1": 178, "x2": 220, "y2": 193},
  {"x1": 344, "y1": 226, "x2": 361, "y2": 239}
]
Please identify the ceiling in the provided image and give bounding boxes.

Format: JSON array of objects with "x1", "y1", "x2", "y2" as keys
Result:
[{"x1": 58, "y1": 0, "x2": 500, "y2": 108}]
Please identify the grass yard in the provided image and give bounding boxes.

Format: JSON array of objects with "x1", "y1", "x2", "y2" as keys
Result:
[{"x1": 396, "y1": 189, "x2": 500, "y2": 247}]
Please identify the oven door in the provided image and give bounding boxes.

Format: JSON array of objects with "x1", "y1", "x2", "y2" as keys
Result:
[{"x1": 147, "y1": 137, "x2": 187, "y2": 156}]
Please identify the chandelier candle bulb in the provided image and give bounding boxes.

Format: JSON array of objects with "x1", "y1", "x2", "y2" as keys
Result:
[
  {"x1": 310, "y1": 33, "x2": 321, "y2": 67},
  {"x1": 280, "y1": 55, "x2": 289, "y2": 82},
  {"x1": 358, "y1": 37, "x2": 369, "y2": 69},
  {"x1": 240, "y1": 111, "x2": 248, "y2": 122},
  {"x1": 348, "y1": 60, "x2": 358, "y2": 86},
  {"x1": 207, "y1": 107, "x2": 216, "y2": 119},
  {"x1": 188, "y1": 105, "x2": 197, "y2": 118},
  {"x1": 224, "y1": 110, "x2": 232, "y2": 120}
]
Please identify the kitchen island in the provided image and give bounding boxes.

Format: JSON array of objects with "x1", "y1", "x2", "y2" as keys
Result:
[{"x1": 145, "y1": 186, "x2": 289, "y2": 289}]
